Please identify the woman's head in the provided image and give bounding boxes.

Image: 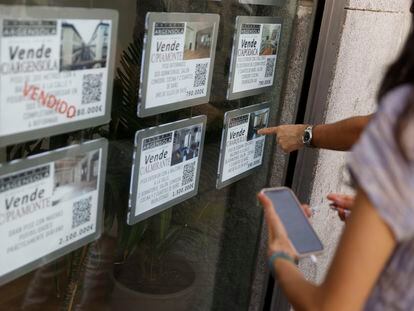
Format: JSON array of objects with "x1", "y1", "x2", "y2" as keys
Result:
[
  {"x1": 378, "y1": 3, "x2": 414, "y2": 99},
  {"x1": 378, "y1": 3, "x2": 414, "y2": 161}
]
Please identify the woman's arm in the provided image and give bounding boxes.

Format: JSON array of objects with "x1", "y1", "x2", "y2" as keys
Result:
[{"x1": 259, "y1": 188, "x2": 396, "y2": 311}]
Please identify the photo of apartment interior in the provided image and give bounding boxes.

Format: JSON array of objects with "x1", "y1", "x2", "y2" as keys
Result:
[
  {"x1": 183, "y1": 22, "x2": 213, "y2": 60},
  {"x1": 247, "y1": 110, "x2": 269, "y2": 141},
  {"x1": 259, "y1": 24, "x2": 281, "y2": 56},
  {"x1": 60, "y1": 20, "x2": 110, "y2": 71},
  {"x1": 170, "y1": 125, "x2": 202, "y2": 166},
  {"x1": 52, "y1": 150, "x2": 100, "y2": 205}
]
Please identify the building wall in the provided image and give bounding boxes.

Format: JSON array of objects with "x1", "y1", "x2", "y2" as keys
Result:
[{"x1": 300, "y1": 0, "x2": 411, "y2": 283}]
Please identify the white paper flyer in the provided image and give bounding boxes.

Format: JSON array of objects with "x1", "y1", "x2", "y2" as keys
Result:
[
  {"x1": 239, "y1": 0, "x2": 286, "y2": 6},
  {"x1": 0, "y1": 6, "x2": 118, "y2": 147},
  {"x1": 228, "y1": 17, "x2": 282, "y2": 100},
  {"x1": 129, "y1": 116, "x2": 206, "y2": 224},
  {"x1": 138, "y1": 13, "x2": 219, "y2": 117},
  {"x1": 0, "y1": 139, "x2": 107, "y2": 285},
  {"x1": 217, "y1": 103, "x2": 269, "y2": 188}
]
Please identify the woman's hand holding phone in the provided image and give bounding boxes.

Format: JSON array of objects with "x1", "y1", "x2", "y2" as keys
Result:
[
  {"x1": 257, "y1": 192, "x2": 298, "y2": 260},
  {"x1": 301, "y1": 204, "x2": 313, "y2": 218},
  {"x1": 259, "y1": 187, "x2": 324, "y2": 261}
]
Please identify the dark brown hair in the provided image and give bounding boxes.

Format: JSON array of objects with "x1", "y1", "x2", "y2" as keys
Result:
[{"x1": 378, "y1": 4, "x2": 414, "y2": 161}]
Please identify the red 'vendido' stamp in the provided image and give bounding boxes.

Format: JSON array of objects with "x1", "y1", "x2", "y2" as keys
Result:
[{"x1": 23, "y1": 82, "x2": 76, "y2": 119}]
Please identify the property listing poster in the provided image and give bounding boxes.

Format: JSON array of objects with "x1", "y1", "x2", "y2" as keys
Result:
[
  {"x1": 218, "y1": 105, "x2": 269, "y2": 188},
  {"x1": 0, "y1": 140, "x2": 106, "y2": 285},
  {"x1": 139, "y1": 13, "x2": 219, "y2": 116},
  {"x1": 239, "y1": 0, "x2": 285, "y2": 5},
  {"x1": 0, "y1": 8, "x2": 116, "y2": 144},
  {"x1": 129, "y1": 117, "x2": 206, "y2": 224},
  {"x1": 229, "y1": 18, "x2": 282, "y2": 97}
]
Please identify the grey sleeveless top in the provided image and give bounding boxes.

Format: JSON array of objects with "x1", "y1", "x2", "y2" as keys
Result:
[{"x1": 348, "y1": 85, "x2": 414, "y2": 310}]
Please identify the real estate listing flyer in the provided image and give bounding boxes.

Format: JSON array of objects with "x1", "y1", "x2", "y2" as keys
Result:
[
  {"x1": 0, "y1": 6, "x2": 118, "y2": 147},
  {"x1": 239, "y1": 0, "x2": 286, "y2": 6},
  {"x1": 128, "y1": 116, "x2": 206, "y2": 224},
  {"x1": 228, "y1": 16, "x2": 282, "y2": 100},
  {"x1": 138, "y1": 13, "x2": 219, "y2": 117},
  {"x1": 217, "y1": 103, "x2": 269, "y2": 189},
  {"x1": 0, "y1": 139, "x2": 107, "y2": 286}
]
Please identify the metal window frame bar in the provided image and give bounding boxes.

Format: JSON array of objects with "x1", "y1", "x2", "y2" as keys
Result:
[{"x1": 292, "y1": 0, "x2": 347, "y2": 203}]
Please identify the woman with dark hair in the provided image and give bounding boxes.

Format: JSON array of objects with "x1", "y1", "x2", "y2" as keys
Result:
[{"x1": 259, "y1": 3, "x2": 414, "y2": 310}]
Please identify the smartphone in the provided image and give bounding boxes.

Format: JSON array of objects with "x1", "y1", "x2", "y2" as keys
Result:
[{"x1": 262, "y1": 187, "x2": 324, "y2": 257}]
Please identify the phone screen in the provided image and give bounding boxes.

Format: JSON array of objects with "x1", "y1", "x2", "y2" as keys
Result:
[{"x1": 264, "y1": 188, "x2": 323, "y2": 255}]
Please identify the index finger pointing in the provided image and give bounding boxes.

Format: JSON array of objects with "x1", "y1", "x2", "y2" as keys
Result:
[{"x1": 257, "y1": 127, "x2": 279, "y2": 136}]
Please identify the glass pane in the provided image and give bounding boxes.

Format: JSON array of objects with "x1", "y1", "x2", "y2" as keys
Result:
[{"x1": 0, "y1": 0, "x2": 297, "y2": 310}]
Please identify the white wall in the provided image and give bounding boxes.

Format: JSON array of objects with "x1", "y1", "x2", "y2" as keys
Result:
[{"x1": 300, "y1": 0, "x2": 411, "y2": 283}]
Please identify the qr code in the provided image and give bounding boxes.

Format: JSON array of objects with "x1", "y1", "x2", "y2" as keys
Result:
[
  {"x1": 193, "y1": 63, "x2": 208, "y2": 88},
  {"x1": 254, "y1": 139, "x2": 265, "y2": 159},
  {"x1": 72, "y1": 196, "x2": 92, "y2": 229},
  {"x1": 82, "y1": 73, "x2": 103, "y2": 105},
  {"x1": 182, "y1": 162, "x2": 196, "y2": 186},
  {"x1": 264, "y1": 58, "x2": 276, "y2": 78}
]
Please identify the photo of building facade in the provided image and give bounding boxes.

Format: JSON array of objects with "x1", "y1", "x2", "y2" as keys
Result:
[{"x1": 60, "y1": 20, "x2": 110, "y2": 71}]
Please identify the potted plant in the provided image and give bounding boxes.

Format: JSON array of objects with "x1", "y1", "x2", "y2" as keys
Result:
[
  {"x1": 110, "y1": 207, "x2": 199, "y2": 311},
  {"x1": 19, "y1": 34, "x2": 205, "y2": 311},
  {"x1": 104, "y1": 38, "x2": 199, "y2": 310}
]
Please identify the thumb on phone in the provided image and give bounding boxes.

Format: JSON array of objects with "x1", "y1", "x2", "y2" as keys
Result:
[{"x1": 258, "y1": 192, "x2": 287, "y2": 239}]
